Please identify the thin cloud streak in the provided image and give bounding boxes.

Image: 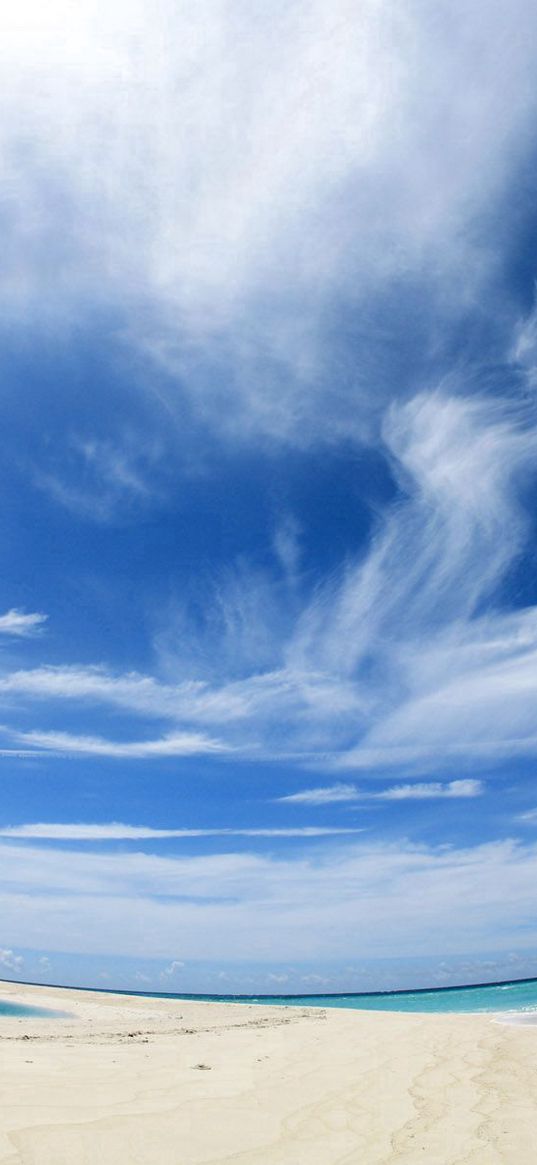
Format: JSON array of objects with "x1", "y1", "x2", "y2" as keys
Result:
[
  {"x1": 377, "y1": 782, "x2": 482, "y2": 801},
  {"x1": 378, "y1": 780, "x2": 483, "y2": 801},
  {"x1": 0, "y1": 823, "x2": 364, "y2": 841},
  {"x1": 9, "y1": 728, "x2": 228, "y2": 758},
  {"x1": 277, "y1": 780, "x2": 484, "y2": 804},
  {"x1": 278, "y1": 784, "x2": 360, "y2": 805}
]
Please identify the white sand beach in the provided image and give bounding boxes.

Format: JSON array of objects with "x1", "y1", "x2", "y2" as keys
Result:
[{"x1": 1, "y1": 981, "x2": 537, "y2": 1163}]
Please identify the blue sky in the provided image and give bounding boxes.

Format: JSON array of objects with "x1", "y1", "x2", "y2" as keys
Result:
[{"x1": 3, "y1": 0, "x2": 537, "y2": 994}]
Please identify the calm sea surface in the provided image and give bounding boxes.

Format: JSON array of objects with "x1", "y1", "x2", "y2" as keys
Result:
[
  {"x1": 4, "y1": 976, "x2": 537, "y2": 1016},
  {"x1": 154, "y1": 976, "x2": 537, "y2": 1014}
]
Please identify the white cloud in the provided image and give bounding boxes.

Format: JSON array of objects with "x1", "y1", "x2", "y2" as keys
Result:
[
  {"x1": 165, "y1": 394, "x2": 537, "y2": 772},
  {"x1": 511, "y1": 295, "x2": 537, "y2": 381},
  {"x1": 161, "y1": 960, "x2": 185, "y2": 978},
  {"x1": 277, "y1": 784, "x2": 360, "y2": 805},
  {"x1": 273, "y1": 516, "x2": 302, "y2": 585},
  {"x1": 0, "y1": 823, "x2": 364, "y2": 841},
  {"x1": 0, "y1": 609, "x2": 47, "y2": 637},
  {"x1": 0, "y1": 5, "x2": 535, "y2": 984},
  {"x1": 0, "y1": 661, "x2": 272, "y2": 727},
  {"x1": 8, "y1": 727, "x2": 228, "y2": 758},
  {"x1": 516, "y1": 809, "x2": 537, "y2": 825},
  {"x1": 37, "y1": 437, "x2": 165, "y2": 523},
  {"x1": 300, "y1": 973, "x2": 331, "y2": 988},
  {"x1": 1, "y1": 836, "x2": 537, "y2": 963},
  {"x1": 377, "y1": 780, "x2": 483, "y2": 801},
  {"x1": 302, "y1": 394, "x2": 537, "y2": 770},
  {"x1": 1, "y1": 1, "x2": 536, "y2": 447},
  {"x1": 277, "y1": 779, "x2": 484, "y2": 804},
  {"x1": 2, "y1": 395, "x2": 537, "y2": 774},
  {"x1": 0, "y1": 947, "x2": 23, "y2": 971}
]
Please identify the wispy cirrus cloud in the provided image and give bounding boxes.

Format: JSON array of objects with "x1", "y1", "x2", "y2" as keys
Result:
[
  {"x1": 8, "y1": 728, "x2": 227, "y2": 759},
  {"x1": 0, "y1": 823, "x2": 363, "y2": 841},
  {"x1": 36, "y1": 436, "x2": 167, "y2": 523},
  {"x1": 277, "y1": 784, "x2": 361, "y2": 806},
  {"x1": 277, "y1": 780, "x2": 484, "y2": 805},
  {"x1": 0, "y1": 609, "x2": 47, "y2": 638},
  {"x1": 376, "y1": 780, "x2": 483, "y2": 801},
  {"x1": 2, "y1": 395, "x2": 537, "y2": 772}
]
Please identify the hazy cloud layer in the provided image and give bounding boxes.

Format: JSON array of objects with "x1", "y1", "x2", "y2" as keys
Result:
[{"x1": 1, "y1": 837, "x2": 537, "y2": 963}]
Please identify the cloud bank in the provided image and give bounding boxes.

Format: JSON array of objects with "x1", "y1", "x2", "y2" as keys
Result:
[
  {"x1": 1, "y1": 836, "x2": 537, "y2": 963},
  {"x1": 2, "y1": 0, "x2": 537, "y2": 445}
]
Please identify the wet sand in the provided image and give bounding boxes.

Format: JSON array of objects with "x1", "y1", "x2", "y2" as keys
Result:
[{"x1": 1, "y1": 978, "x2": 537, "y2": 1163}]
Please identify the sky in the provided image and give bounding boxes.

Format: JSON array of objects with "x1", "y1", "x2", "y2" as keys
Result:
[{"x1": 2, "y1": 0, "x2": 537, "y2": 995}]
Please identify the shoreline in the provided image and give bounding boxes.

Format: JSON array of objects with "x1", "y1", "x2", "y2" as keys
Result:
[
  {"x1": 1, "y1": 979, "x2": 537, "y2": 1163},
  {"x1": 5, "y1": 968, "x2": 537, "y2": 1002}
]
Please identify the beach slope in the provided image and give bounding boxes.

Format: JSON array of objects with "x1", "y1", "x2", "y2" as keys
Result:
[{"x1": 0, "y1": 980, "x2": 536, "y2": 1164}]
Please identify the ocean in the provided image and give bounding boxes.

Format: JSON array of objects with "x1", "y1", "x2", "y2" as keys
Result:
[
  {"x1": 4, "y1": 975, "x2": 537, "y2": 1016},
  {"x1": 154, "y1": 975, "x2": 537, "y2": 1014}
]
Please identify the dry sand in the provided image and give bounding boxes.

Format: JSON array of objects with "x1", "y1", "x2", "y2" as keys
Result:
[{"x1": 1, "y1": 979, "x2": 536, "y2": 1164}]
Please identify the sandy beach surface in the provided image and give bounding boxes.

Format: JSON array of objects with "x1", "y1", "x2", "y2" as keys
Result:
[{"x1": 1, "y1": 980, "x2": 537, "y2": 1164}]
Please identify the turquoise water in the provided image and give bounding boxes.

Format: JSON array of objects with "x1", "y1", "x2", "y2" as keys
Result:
[
  {"x1": 155, "y1": 976, "x2": 537, "y2": 1014},
  {"x1": 6, "y1": 975, "x2": 537, "y2": 1016},
  {"x1": 0, "y1": 999, "x2": 66, "y2": 1018}
]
